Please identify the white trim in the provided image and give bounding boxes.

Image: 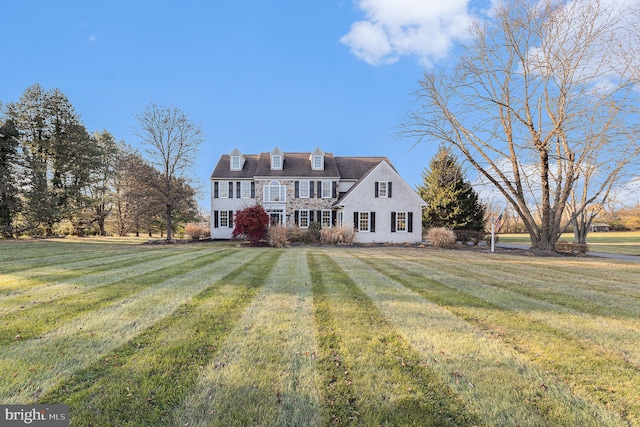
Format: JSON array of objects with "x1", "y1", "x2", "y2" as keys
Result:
[
  {"x1": 219, "y1": 181, "x2": 229, "y2": 198},
  {"x1": 396, "y1": 211, "x2": 407, "y2": 232},
  {"x1": 299, "y1": 209, "x2": 310, "y2": 228},
  {"x1": 358, "y1": 211, "x2": 370, "y2": 232},
  {"x1": 322, "y1": 180, "x2": 332, "y2": 198},
  {"x1": 299, "y1": 180, "x2": 310, "y2": 198},
  {"x1": 240, "y1": 181, "x2": 251, "y2": 198}
]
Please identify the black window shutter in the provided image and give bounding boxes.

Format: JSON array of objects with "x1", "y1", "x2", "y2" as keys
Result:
[
  {"x1": 228, "y1": 182, "x2": 234, "y2": 198},
  {"x1": 236, "y1": 182, "x2": 241, "y2": 198},
  {"x1": 317, "y1": 210, "x2": 322, "y2": 225},
  {"x1": 374, "y1": 182, "x2": 379, "y2": 197},
  {"x1": 371, "y1": 212, "x2": 376, "y2": 232},
  {"x1": 213, "y1": 211, "x2": 219, "y2": 228},
  {"x1": 310, "y1": 210, "x2": 315, "y2": 223},
  {"x1": 332, "y1": 181, "x2": 337, "y2": 198},
  {"x1": 214, "y1": 182, "x2": 218, "y2": 198},
  {"x1": 391, "y1": 212, "x2": 396, "y2": 232},
  {"x1": 295, "y1": 181, "x2": 299, "y2": 198},
  {"x1": 332, "y1": 211, "x2": 337, "y2": 226},
  {"x1": 229, "y1": 211, "x2": 234, "y2": 228},
  {"x1": 310, "y1": 181, "x2": 314, "y2": 198},
  {"x1": 388, "y1": 182, "x2": 392, "y2": 198},
  {"x1": 294, "y1": 210, "x2": 299, "y2": 226},
  {"x1": 408, "y1": 212, "x2": 413, "y2": 232},
  {"x1": 353, "y1": 212, "x2": 359, "y2": 230},
  {"x1": 316, "y1": 181, "x2": 321, "y2": 198},
  {"x1": 251, "y1": 182, "x2": 255, "y2": 198}
]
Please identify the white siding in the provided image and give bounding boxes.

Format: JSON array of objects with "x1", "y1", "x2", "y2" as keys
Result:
[{"x1": 340, "y1": 162, "x2": 425, "y2": 244}]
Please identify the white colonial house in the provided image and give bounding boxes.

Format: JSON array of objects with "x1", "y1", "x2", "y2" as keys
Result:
[{"x1": 210, "y1": 147, "x2": 426, "y2": 243}]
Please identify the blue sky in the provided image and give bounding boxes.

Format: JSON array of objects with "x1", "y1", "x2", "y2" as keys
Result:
[{"x1": 2, "y1": 1, "x2": 489, "y2": 210}]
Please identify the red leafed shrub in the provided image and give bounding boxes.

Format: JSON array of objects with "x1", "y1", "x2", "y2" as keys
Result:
[{"x1": 232, "y1": 205, "x2": 269, "y2": 246}]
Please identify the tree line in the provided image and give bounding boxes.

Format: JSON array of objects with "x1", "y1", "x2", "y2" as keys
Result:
[{"x1": 0, "y1": 84, "x2": 200, "y2": 239}]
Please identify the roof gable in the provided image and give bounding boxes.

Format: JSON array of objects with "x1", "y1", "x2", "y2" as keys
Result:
[{"x1": 336, "y1": 160, "x2": 426, "y2": 207}]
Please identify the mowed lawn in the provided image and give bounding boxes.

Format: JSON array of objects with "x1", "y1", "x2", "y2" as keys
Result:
[
  {"x1": 499, "y1": 231, "x2": 640, "y2": 256},
  {"x1": 1, "y1": 239, "x2": 639, "y2": 426}
]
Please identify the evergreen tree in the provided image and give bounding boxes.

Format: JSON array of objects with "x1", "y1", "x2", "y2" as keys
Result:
[
  {"x1": 7, "y1": 84, "x2": 100, "y2": 234},
  {"x1": 418, "y1": 146, "x2": 485, "y2": 231},
  {"x1": 0, "y1": 119, "x2": 21, "y2": 238}
]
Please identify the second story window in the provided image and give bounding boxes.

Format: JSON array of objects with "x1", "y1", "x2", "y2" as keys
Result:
[
  {"x1": 322, "y1": 180, "x2": 332, "y2": 198},
  {"x1": 299, "y1": 180, "x2": 310, "y2": 198},
  {"x1": 219, "y1": 181, "x2": 229, "y2": 198},
  {"x1": 378, "y1": 181, "x2": 387, "y2": 197},
  {"x1": 241, "y1": 181, "x2": 251, "y2": 198},
  {"x1": 264, "y1": 180, "x2": 286, "y2": 203}
]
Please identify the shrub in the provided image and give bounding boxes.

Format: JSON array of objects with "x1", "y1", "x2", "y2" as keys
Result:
[
  {"x1": 185, "y1": 223, "x2": 208, "y2": 240},
  {"x1": 287, "y1": 226, "x2": 306, "y2": 244},
  {"x1": 427, "y1": 227, "x2": 456, "y2": 248},
  {"x1": 455, "y1": 229, "x2": 488, "y2": 245},
  {"x1": 232, "y1": 205, "x2": 269, "y2": 246},
  {"x1": 267, "y1": 225, "x2": 288, "y2": 248},
  {"x1": 321, "y1": 225, "x2": 356, "y2": 245},
  {"x1": 303, "y1": 222, "x2": 322, "y2": 244}
]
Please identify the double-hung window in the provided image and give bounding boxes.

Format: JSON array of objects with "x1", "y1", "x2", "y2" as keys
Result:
[
  {"x1": 396, "y1": 212, "x2": 407, "y2": 232},
  {"x1": 321, "y1": 180, "x2": 332, "y2": 198},
  {"x1": 219, "y1": 211, "x2": 229, "y2": 228},
  {"x1": 271, "y1": 155, "x2": 282, "y2": 170},
  {"x1": 354, "y1": 211, "x2": 375, "y2": 232},
  {"x1": 299, "y1": 210, "x2": 309, "y2": 228},
  {"x1": 231, "y1": 156, "x2": 241, "y2": 170},
  {"x1": 219, "y1": 181, "x2": 229, "y2": 198},
  {"x1": 391, "y1": 212, "x2": 413, "y2": 233},
  {"x1": 359, "y1": 212, "x2": 370, "y2": 232},
  {"x1": 241, "y1": 181, "x2": 251, "y2": 198},
  {"x1": 378, "y1": 182, "x2": 387, "y2": 197},
  {"x1": 299, "y1": 180, "x2": 310, "y2": 198},
  {"x1": 321, "y1": 210, "x2": 332, "y2": 228}
]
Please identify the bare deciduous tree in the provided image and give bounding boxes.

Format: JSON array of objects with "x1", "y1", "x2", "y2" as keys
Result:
[
  {"x1": 405, "y1": 0, "x2": 640, "y2": 250},
  {"x1": 134, "y1": 103, "x2": 203, "y2": 241}
]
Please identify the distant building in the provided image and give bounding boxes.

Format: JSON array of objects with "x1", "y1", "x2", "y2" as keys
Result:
[
  {"x1": 589, "y1": 223, "x2": 610, "y2": 232},
  {"x1": 210, "y1": 147, "x2": 426, "y2": 243}
]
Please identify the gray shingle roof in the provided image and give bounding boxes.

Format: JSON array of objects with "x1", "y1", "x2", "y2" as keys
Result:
[{"x1": 210, "y1": 151, "x2": 392, "y2": 180}]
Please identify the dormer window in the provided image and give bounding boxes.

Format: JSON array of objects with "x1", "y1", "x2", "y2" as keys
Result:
[
  {"x1": 270, "y1": 147, "x2": 284, "y2": 170},
  {"x1": 229, "y1": 148, "x2": 245, "y2": 171},
  {"x1": 231, "y1": 156, "x2": 241, "y2": 170},
  {"x1": 271, "y1": 155, "x2": 282, "y2": 170},
  {"x1": 310, "y1": 147, "x2": 325, "y2": 170}
]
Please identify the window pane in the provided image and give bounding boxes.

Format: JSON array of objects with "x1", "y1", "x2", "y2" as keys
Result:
[
  {"x1": 322, "y1": 210, "x2": 332, "y2": 228},
  {"x1": 241, "y1": 181, "x2": 251, "y2": 198},
  {"x1": 300, "y1": 180, "x2": 309, "y2": 198},
  {"x1": 378, "y1": 182, "x2": 387, "y2": 197},
  {"x1": 322, "y1": 180, "x2": 332, "y2": 198},
  {"x1": 272, "y1": 155, "x2": 281, "y2": 169},
  {"x1": 397, "y1": 212, "x2": 406, "y2": 232},
  {"x1": 300, "y1": 210, "x2": 309, "y2": 228},
  {"x1": 220, "y1": 211, "x2": 228, "y2": 228},
  {"x1": 359, "y1": 212, "x2": 369, "y2": 232},
  {"x1": 219, "y1": 181, "x2": 229, "y2": 198},
  {"x1": 231, "y1": 156, "x2": 240, "y2": 170}
]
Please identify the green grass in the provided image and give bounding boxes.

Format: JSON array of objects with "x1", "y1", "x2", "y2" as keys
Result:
[
  {"x1": 1, "y1": 238, "x2": 639, "y2": 426},
  {"x1": 499, "y1": 231, "x2": 640, "y2": 255}
]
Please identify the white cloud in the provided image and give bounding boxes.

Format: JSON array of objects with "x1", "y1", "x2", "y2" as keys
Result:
[
  {"x1": 341, "y1": 0, "x2": 473, "y2": 66},
  {"x1": 88, "y1": 34, "x2": 97, "y2": 42}
]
